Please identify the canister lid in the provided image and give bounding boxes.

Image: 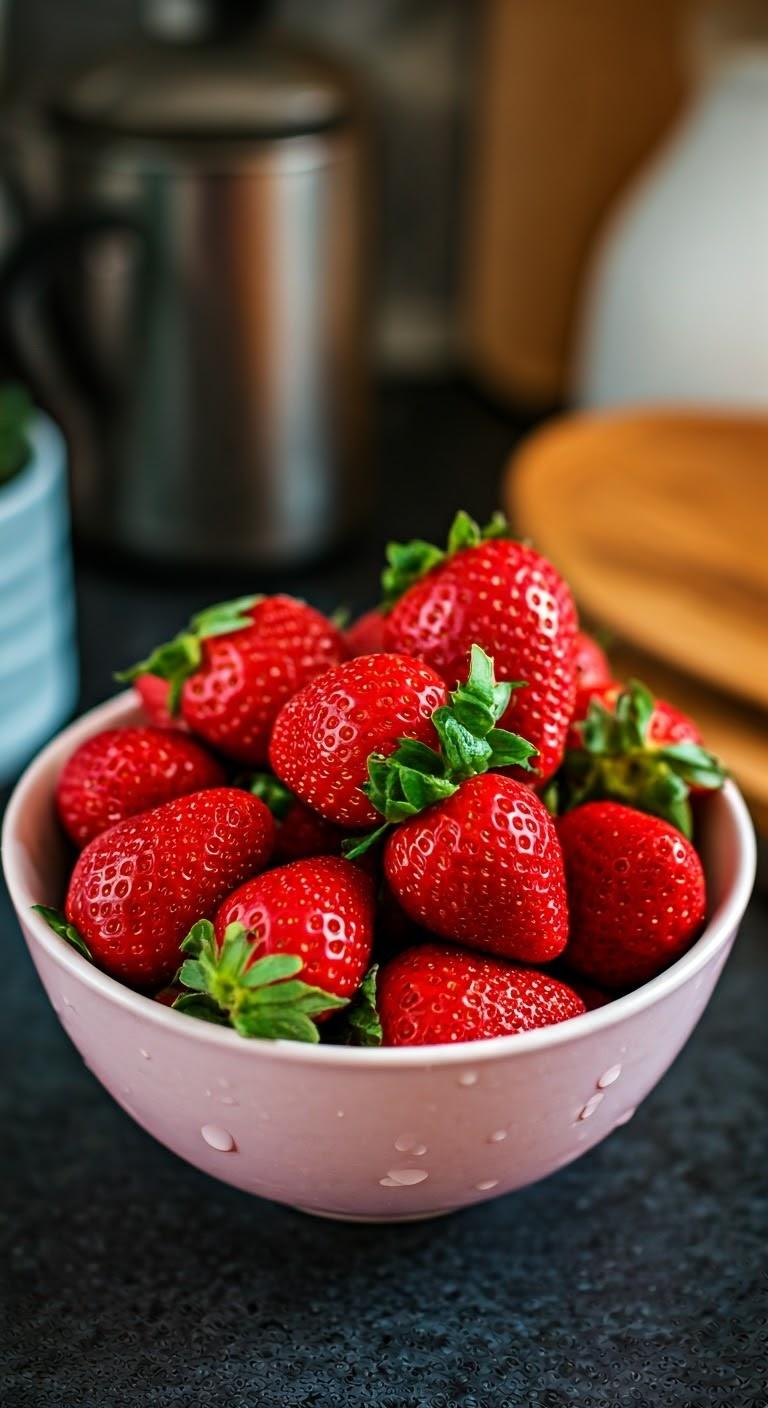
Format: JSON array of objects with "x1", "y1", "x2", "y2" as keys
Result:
[{"x1": 47, "y1": 41, "x2": 355, "y2": 142}]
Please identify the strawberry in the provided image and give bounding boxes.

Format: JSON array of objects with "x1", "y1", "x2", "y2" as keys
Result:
[
  {"x1": 244, "y1": 772, "x2": 345, "y2": 863},
  {"x1": 212, "y1": 856, "x2": 374, "y2": 1002},
  {"x1": 171, "y1": 857, "x2": 374, "y2": 1041},
  {"x1": 378, "y1": 942, "x2": 585, "y2": 1045},
  {"x1": 132, "y1": 673, "x2": 184, "y2": 730},
  {"x1": 380, "y1": 511, "x2": 578, "y2": 781},
  {"x1": 55, "y1": 725, "x2": 226, "y2": 847},
  {"x1": 556, "y1": 801, "x2": 707, "y2": 988},
  {"x1": 36, "y1": 788, "x2": 276, "y2": 990},
  {"x1": 119, "y1": 594, "x2": 348, "y2": 766},
  {"x1": 344, "y1": 608, "x2": 386, "y2": 656},
  {"x1": 271, "y1": 643, "x2": 537, "y2": 834},
  {"x1": 383, "y1": 772, "x2": 568, "y2": 964},
  {"x1": 573, "y1": 631, "x2": 611, "y2": 689},
  {"x1": 558, "y1": 679, "x2": 725, "y2": 838},
  {"x1": 269, "y1": 653, "x2": 450, "y2": 828}
]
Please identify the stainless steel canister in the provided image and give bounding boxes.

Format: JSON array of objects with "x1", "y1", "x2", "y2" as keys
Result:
[{"x1": 0, "y1": 40, "x2": 370, "y2": 567}]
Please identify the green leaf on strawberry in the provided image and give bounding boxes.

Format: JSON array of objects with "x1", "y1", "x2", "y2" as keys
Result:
[
  {"x1": 325, "y1": 965, "x2": 383, "y2": 1047},
  {"x1": 33, "y1": 905, "x2": 93, "y2": 960},
  {"x1": 174, "y1": 919, "x2": 347, "y2": 1042},
  {"x1": 115, "y1": 595, "x2": 262, "y2": 713},
  {"x1": 381, "y1": 510, "x2": 514, "y2": 610},
  {"x1": 345, "y1": 645, "x2": 537, "y2": 858},
  {"x1": 558, "y1": 679, "x2": 725, "y2": 838},
  {"x1": 240, "y1": 771, "x2": 296, "y2": 820}
]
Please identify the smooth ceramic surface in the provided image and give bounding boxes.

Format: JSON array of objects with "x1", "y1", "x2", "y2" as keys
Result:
[
  {"x1": 2, "y1": 694, "x2": 756, "y2": 1221},
  {"x1": 0, "y1": 412, "x2": 78, "y2": 783}
]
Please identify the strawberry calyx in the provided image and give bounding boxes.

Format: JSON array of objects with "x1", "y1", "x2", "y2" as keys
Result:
[
  {"x1": 344, "y1": 645, "x2": 537, "y2": 858},
  {"x1": 325, "y1": 965, "x2": 383, "y2": 1046},
  {"x1": 242, "y1": 771, "x2": 296, "y2": 821},
  {"x1": 116, "y1": 595, "x2": 263, "y2": 714},
  {"x1": 174, "y1": 919, "x2": 347, "y2": 1042},
  {"x1": 380, "y1": 509, "x2": 511, "y2": 610},
  {"x1": 556, "y1": 679, "x2": 725, "y2": 839},
  {"x1": 33, "y1": 905, "x2": 92, "y2": 960}
]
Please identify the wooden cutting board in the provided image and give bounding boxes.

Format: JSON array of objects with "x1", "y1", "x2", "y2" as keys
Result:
[
  {"x1": 504, "y1": 409, "x2": 768, "y2": 831},
  {"x1": 507, "y1": 410, "x2": 768, "y2": 709}
]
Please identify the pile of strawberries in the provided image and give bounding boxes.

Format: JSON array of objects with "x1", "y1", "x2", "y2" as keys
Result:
[{"x1": 38, "y1": 511, "x2": 725, "y2": 1046}]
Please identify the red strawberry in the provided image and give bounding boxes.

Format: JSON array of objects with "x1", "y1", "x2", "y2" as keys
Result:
[
  {"x1": 378, "y1": 942, "x2": 585, "y2": 1045},
  {"x1": 573, "y1": 631, "x2": 611, "y2": 690},
  {"x1": 55, "y1": 726, "x2": 226, "y2": 847},
  {"x1": 38, "y1": 788, "x2": 276, "y2": 990},
  {"x1": 345, "y1": 608, "x2": 386, "y2": 656},
  {"x1": 556, "y1": 801, "x2": 707, "y2": 989},
  {"x1": 133, "y1": 673, "x2": 185, "y2": 731},
  {"x1": 213, "y1": 856, "x2": 374, "y2": 1004},
  {"x1": 120, "y1": 594, "x2": 348, "y2": 766},
  {"x1": 383, "y1": 772, "x2": 569, "y2": 965},
  {"x1": 269, "y1": 653, "x2": 449, "y2": 828},
  {"x1": 381, "y1": 512, "x2": 578, "y2": 781},
  {"x1": 559, "y1": 678, "x2": 724, "y2": 837}
]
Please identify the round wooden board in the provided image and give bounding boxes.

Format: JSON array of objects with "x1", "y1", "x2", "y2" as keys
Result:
[{"x1": 506, "y1": 410, "x2": 768, "y2": 712}]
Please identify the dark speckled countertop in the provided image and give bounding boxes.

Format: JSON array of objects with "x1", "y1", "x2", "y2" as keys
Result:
[{"x1": 1, "y1": 383, "x2": 766, "y2": 1408}]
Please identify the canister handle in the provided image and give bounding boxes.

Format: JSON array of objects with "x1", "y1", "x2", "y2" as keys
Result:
[{"x1": 0, "y1": 206, "x2": 145, "y2": 421}]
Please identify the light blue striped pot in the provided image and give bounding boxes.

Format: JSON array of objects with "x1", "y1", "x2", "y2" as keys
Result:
[{"x1": 0, "y1": 413, "x2": 78, "y2": 784}]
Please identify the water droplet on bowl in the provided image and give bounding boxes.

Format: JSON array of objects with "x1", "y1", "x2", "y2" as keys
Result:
[
  {"x1": 614, "y1": 1107, "x2": 636, "y2": 1128},
  {"x1": 597, "y1": 1064, "x2": 622, "y2": 1088},
  {"x1": 336, "y1": 1110, "x2": 345, "y2": 1119},
  {"x1": 475, "y1": 1178, "x2": 499, "y2": 1191},
  {"x1": 487, "y1": 1129, "x2": 507, "y2": 1143},
  {"x1": 458, "y1": 1071, "x2": 478, "y2": 1087},
  {"x1": 379, "y1": 1168, "x2": 429, "y2": 1187},
  {"x1": 201, "y1": 1124, "x2": 236, "y2": 1152},
  {"x1": 394, "y1": 1134, "x2": 427, "y2": 1155},
  {"x1": 139, "y1": 1048, "x2": 151, "y2": 1060},
  {"x1": 216, "y1": 1076, "x2": 231, "y2": 1089},
  {"x1": 577, "y1": 1093, "x2": 604, "y2": 1121},
  {"x1": 62, "y1": 995, "x2": 76, "y2": 1010},
  {"x1": 218, "y1": 1095, "x2": 238, "y2": 1106}
]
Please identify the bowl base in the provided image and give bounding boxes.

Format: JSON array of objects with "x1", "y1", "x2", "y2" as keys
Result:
[{"x1": 294, "y1": 1205, "x2": 456, "y2": 1224}]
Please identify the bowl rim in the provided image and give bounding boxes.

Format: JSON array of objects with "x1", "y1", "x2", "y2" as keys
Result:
[{"x1": 2, "y1": 690, "x2": 757, "y2": 1069}]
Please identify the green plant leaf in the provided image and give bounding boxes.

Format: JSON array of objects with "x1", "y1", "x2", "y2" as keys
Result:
[
  {"x1": 32, "y1": 905, "x2": 92, "y2": 960},
  {"x1": 0, "y1": 383, "x2": 33, "y2": 488}
]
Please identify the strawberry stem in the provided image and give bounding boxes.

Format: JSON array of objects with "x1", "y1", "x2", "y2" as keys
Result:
[
  {"x1": 174, "y1": 920, "x2": 347, "y2": 1042},
  {"x1": 115, "y1": 595, "x2": 262, "y2": 714},
  {"x1": 380, "y1": 510, "x2": 512, "y2": 611},
  {"x1": 324, "y1": 965, "x2": 382, "y2": 1046},
  {"x1": 346, "y1": 645, "x2": 538, "y2": 855},
  {"x1": 557, "y1": 679, "x2": 726, "y2": 838}
]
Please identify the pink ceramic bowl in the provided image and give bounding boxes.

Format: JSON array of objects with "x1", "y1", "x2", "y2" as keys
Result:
[{"x1": 2, "y1": 693, "x2": 757, "y2": 1221}]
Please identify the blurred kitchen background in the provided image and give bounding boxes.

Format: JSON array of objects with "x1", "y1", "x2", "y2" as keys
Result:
[{"x1": 0, "y1": 0, "x2": 766, "y2": 826}]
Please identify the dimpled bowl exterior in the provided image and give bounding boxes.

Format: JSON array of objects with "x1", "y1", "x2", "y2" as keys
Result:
[{"x1": 3, "y1": 695, "x2": 756, "y2": 1221}]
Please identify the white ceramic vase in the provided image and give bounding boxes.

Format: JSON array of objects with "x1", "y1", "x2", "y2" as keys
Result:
[
  {"x1": 572, "y1": 45, "x2": 768, "y2": 410},
  {"x1": 0, "y1": 412, "x2": 78, "y2": 784}
]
